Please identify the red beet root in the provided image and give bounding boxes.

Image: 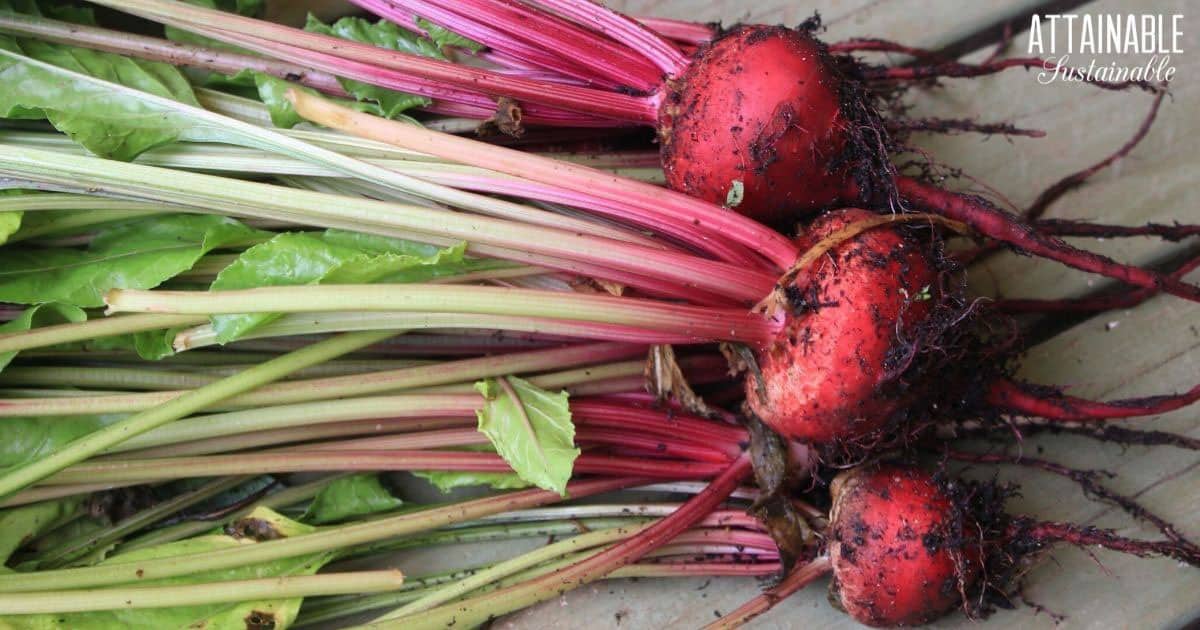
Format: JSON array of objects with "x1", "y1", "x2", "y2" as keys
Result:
[
  {"x1": 746, "y1": 209, "x2": 936, "y2": 443},
  {"x1": 828, "y1": 464, "x2": 978, "y2": 627},
  {"x1": 661, "y1": 26, "x2": 849, "y2": 225}
]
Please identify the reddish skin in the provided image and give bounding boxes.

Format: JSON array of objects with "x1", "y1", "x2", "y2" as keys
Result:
[
  {"x1": 746, "y1": 209, "x2": 936, "y2": 443},
  {"x1": 828, "y1": 465, "x2": 978, "y2": 627},
  {"x1": 660, "y1": 26, "x2": 850, "y2": 226}
]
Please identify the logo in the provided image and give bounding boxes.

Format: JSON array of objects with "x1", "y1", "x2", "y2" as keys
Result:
[{"x1": 1027, "y1": 14, "x2": 1182, "y2": 84}]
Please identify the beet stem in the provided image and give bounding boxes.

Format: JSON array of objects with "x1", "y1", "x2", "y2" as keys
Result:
[
  {"x1": 45, "y1": 450, "x2": 726, "y2": 485},
  {"x1": 379, "y1": 453, "x2": 752, "y2": 628},
  {"x1": 284, "y1": 88, "x2": 799, "y2": 271},
  {"x1": 703, "y1": 555, "x2": 833, "y2": 629},
  {"x1": 0, "y1": 476, "x2": 645, "y2": 592},
  {"x1": 533, "y1": 0, "x2": 690, "y2": 76},
  {"x1": 95, "y1": 0, "x2": 659, "y2": 123}
]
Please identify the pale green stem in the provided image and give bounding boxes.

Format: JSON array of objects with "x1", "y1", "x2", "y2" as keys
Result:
[
  {"x1": 32, "y1": 476, "x2": 250, "y2": 569},
  {"x1": 0, "y1": 366, "x2": 218, "y2": 391},
  {"x1": 0, "y1": 49, "x2": 662, "y2": 250},
  {"x1": 8, "y1": 209, "x2": 167, "y2": 241},
  {"x1": 107, "y1": 394, "x2": 480, "y2": 453},
  {"x1": 0, "y1": 478, "x2": 637, "y2": 592},
  {"x1": 0, "y1": 314, "x2": 207, "y2": 356},
  {"x1": 377, "y1": 525, "x2": 647, "y2": 620},
  {"x1": 0, "y1": 571, "x2": 405, "y2": 614},
  {"x1": 118, "y1": 475, "x2": 341, "y2": 553},
  {"x1": 0, "y1": 141, "x2": 765, "y2": 300},
  {"x1": 0, "y1": 331, "x2": 393, "y2": 500},
  {"x1": 0, "y1": 342, "x2": 639, "y2": 416},
  {"x1": 104, "y1": 285, "x2": 772, "y2": 341},
  {"x1": 172, "y1": 311, "x2": 652, "y2": 352},
  {"x1": 0, "y1": 193, "x2": 178, "y2": 213},
  {"x1": 340, "y1": 518, "x2": 647, "y2": 562}
]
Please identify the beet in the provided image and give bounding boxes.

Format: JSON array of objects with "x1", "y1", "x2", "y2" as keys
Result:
[
  {"x1": 828, "y1": 464, "x2": 979, "y2": 627},
  {"x1": 746, "y1": 209, "x2": 936, "y2": 443},
  {"x1": 660, "y1": 26, "x2": 849, "y2": 225}
]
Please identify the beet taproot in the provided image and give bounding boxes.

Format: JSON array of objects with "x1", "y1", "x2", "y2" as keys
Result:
[
  {"x1": 828, "y1": 464, "x2": 979, "y2": 627},
  {"x1": 746, "y1": 209, "x2": 936, "y2": 443}
]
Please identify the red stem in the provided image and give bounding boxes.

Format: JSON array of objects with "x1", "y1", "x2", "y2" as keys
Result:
[
  {"x1": 987, "y1": 378, "x2": 1200, "y2": 421},
  {"x1": 703, "y1": 555, "x2": 833, "y2": 629},
  {"x1": 897, "y1": 176, "x2": 1200, "y2": 303},
  {"x1": 572, "y1": 400, "x2": 748, "y2": 450}
]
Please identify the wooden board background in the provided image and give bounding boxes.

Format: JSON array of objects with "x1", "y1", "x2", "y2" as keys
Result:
[{"x1": 302, "y1": 0, "x2": 1199, "y2": 627}]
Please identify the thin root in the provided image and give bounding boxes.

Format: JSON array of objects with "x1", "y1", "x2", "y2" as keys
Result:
[{"x1": 987, "y1": 377, "x2": 1200, "y2": 421}]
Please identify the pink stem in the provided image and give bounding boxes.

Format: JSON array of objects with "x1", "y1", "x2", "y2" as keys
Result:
[
  {"x1": 386, "y1": 0, "x2": 662, "y2": 90},
  {"x1": 419, "y1": 170, "x2": 769, "y2": 271},
  {"x1": 291, "y1": 93, "x2": 800, "y2": 270},
  {"x1": 359, "y1": 0, "x2": 621, "y2": 88},
  {"x1": 634, "y1": 15, "x2": 715, "y2": 46},
  {"x1": 189, "y1": 21, "x2": 615, "y2": 126},
  {"x1": 102, "y1": 0, "x2": 659, "y2": 123},
  {"x1": 534, "y1": 0, "x2": 690, "y2": 77}
]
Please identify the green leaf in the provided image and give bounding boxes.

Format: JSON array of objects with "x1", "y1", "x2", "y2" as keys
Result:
[
  {"x1": 0, "y1": 213, "x2": 19, "y2": 246},
  {"x1": 303, "y1": 14, "x2": 436, "y2": 118},
  {"x1": 415, "y1": 17, "x2": 485, "y2": 53},
  {"x1": 247, "y1": 72, "x2": 424, "y2": 128},
  {"x1": 474, "y1": 376, "x2": 578, "y2": 496},
  {"x1": 0, "y1": 214, "x2": 266, "y2": 307},
  {"x1": 0, "y1": 415, "x2": 122, "y2": 469},
  {"x1": 209, "y1": 231, "x2": 465, "y2": 343},
  {"x1": 300, "y1": 474, "x2": 401, "y2": 524},
  {"x1": 0, "y1": 498, "x2": 82, "y2": 566},
  {"x1": 305, "y1": 14, "x2": 445, "y2": 60},
  {"x1": 0, "y1": 18, "x2": 200, "y2": 160},
  {"x1": 0, "y1": 303, "x2": 87, "y2": 372},
  {"x1": 0, "y1": 507, "x2": 330, "y2": 629},
  {"x1": 412, "y1": 469, "x2": 531, "y2": 494}
]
